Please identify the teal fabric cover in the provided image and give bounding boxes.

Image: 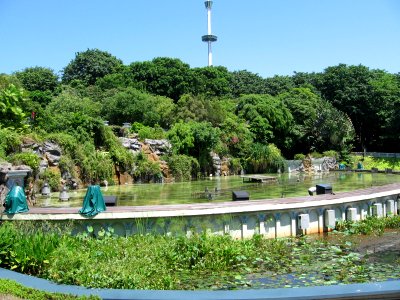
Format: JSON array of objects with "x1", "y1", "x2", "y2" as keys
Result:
[
  {"x1": 79, "y1": 185, "x2": 106, "y2": 217},
  {"x1": 4, "y1": 186, "x2": 29, "y2": 214}
]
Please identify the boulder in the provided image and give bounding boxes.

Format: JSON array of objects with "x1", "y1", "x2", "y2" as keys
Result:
[
  {"x1": 119, "y1": 137, "x2": 142, "y2": 152},
  {"x1": 43, "y1": 141, "x2": 62, "y2": 166},
  {"x1": 144, "y1": 139, "x2": 171, "y2": 155}
]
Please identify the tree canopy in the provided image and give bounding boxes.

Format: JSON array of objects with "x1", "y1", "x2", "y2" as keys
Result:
[
  {"x1": 2, "y1": 49, "x2": 400, "y2": 183},
  {"x1": 62, "y1": 49, "x2": 123, "y2": 85}
]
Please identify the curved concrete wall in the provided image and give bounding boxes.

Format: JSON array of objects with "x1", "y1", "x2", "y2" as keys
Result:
[{"x1": 2, "y1": 184, "x2": 399, "y2": 239}]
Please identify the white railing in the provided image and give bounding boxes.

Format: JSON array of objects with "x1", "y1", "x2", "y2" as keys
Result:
[{"x1": 352, "y1": 152, "x2": 400, "y2": 158}]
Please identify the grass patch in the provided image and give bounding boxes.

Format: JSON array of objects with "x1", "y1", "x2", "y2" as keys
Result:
[{"x1": 0, "y1": 278, "x2": 99, "y2": 300}]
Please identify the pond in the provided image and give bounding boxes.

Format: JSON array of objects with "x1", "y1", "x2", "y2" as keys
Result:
[{"x1": 36, "y1": 171, "x2": 400, "y2": 208}]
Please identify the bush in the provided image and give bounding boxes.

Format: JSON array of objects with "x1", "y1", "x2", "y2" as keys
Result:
[
  {"x1": 39, "y1": 168, "x2": 61, "y2": 192},
  {"x1": 246, "y1": 143, "x2": 285, "y2": 173},
  {"x1": 294, "y1": 153, "x2": 305, "y2": 160},
  {"x1": 99, "y1": 125, "x2": 135, "y2": 173},
  {"x1": 352, "y1": 155, "x2": 400, "y2": 170},
  {"x1": 0, "y1": 128, "x2": 22, "y2": 158},
  {"x1": 137, "y1": 124, "x2": 165, "y2": 140},
  {"x1": 58, "y1": 154, "x2": 76, "y2": 178},
  {"x1": 310, "y1": 151, "x2": 323, "y2": 158},
  {"x1": 133, "y1": 151, "x2": 162, "y2": 182},
  {"x1": 335, "y1": 215, "x2": 400, "y2": 235},
  {"x1": 45, "y1": 133, "x2": 78, "y2": 156},
  {"x1": 9, "y1": 152, "x2": 40, "y2": 172},
  {"x1": 322, "y1": 150, "x2": 339, "y2": 159},
  {"x1": 229, "y1": 157, "x2": 242, "y2": 175},
  {"x1": 165, "y1": 154, "x2": 195, "y2": 181}
]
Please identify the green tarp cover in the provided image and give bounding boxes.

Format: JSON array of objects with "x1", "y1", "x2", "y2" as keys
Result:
[
  {"x1": 79, "y1": 185, "x2": 106, "y2": 217},
  {"x1": 3, "y1": 186, "x2": 29, "y2": 214}
]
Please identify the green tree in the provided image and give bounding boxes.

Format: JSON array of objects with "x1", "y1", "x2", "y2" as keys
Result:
[
  {"x1": 190, "y1": 66, "x2": 232, "y2": 97},
  {"x1": 102, "y1": 87, "x2": 174, "y2": 128},
  {"x1": 172, "y1": 94, "x2": 226, "y2": 126},
  {"x1": 167, "y1": 121, "x2": 194, "y2": 156},
  {"x1": 309, "y1": 100, "x2": 355, "y2": 152},
  {"x1": 236, "y1": 94, "x2": 293, "y2": 150},
  {"x1": 229, "y1": 70, "x2": 267, "y2": 97},
  {"x1": 62, "y1": 49, "x2": 123, "y2": 85},
  {"x1": 264, "y1": 75, "x2": 294, "y2": 96},
  {"x1": 246, "y1": 143, "x2": 285, "y2": 173},
  {"x1": 278, "y1": 87, "x2": 322, "y2": 155},
  {"x1": 168, "y1": 121, "x2": 220, "y2": 173},
  {"x1": 128, "y1": 57, "x2": 192, "y2": 101},
  {"x1": 369, "y1": 70, "x2": 400, "y2": 151},
  {"x1": 0, "y1": 84, "x2": 27, "y2": 129},
  {"x1": 320, "y1": 64, "x2": 375, "y2": 151},
  {"x1": 15, "y1": 66, "x2": 59, "y2": 92},
  {"x1": 46, "y1": 89, "x2": 101, "y2": 117},
  {"x1": 292, "y1": 71, "x2": 323, "y2": 92},
  {"x1": 0, "y1": 74, "x2": 22, "y2": 90},
  {"x1": 219, "y1": 114, "x2": 253, "y2": 159}
]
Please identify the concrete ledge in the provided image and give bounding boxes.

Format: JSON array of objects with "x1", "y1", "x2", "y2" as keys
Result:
[
  {"x1": 2, "y1": 183, "x2": 400, "y2": 238},
  {"x1": 2, "y1": 183, "x2": 400, "y2": 221},
  {"x1": 1, "y1": 268, "x2": 400, "y2": 300}
]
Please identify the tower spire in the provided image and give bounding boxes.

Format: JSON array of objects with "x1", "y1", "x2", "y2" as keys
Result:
[{"x1": 202, "y1": 1, "x2": 217, "y2": 66}]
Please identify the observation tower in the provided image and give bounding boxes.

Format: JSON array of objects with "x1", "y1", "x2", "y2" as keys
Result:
[{"x1": 202, "y1": 1, "x2": 217, "y2": 66}]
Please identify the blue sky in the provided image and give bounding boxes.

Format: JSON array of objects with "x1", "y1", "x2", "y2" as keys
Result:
[{"x1": 1, "y1": 0, "x2": 399, "y2": 78}]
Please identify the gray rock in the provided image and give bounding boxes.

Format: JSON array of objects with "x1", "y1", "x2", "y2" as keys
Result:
[
  {"x1": 119, "y1": 137, "x2": 142, "y2": 152},
  {"x1": 144, "y1": 139, "x2": 171, "y2": 155},
  {"x1": 43, "y1": 141, "x2": 62, "y2": 166}
]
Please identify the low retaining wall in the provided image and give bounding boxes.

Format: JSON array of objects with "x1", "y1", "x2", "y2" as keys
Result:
[
  {"x1": 2, "y1": 184, "x2": 400, "y2": 239},
  {"x1": 1, "y1": 267, "x2": 400, "y2": 300}
]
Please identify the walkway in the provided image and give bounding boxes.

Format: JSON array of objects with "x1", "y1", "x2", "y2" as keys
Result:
[{"x1": 2, "y1": 183, "x2": 400, "y2": 221}]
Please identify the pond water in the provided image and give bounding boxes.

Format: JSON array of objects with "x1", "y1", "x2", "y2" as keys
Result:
[{"x1": 36, "y1": 171, "x2": 400, "y2": 208}]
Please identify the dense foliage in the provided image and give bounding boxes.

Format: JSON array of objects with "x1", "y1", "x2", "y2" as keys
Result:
[
  {"x1": 1, "y1": 49, "x2": 399, "y2": 184},
  {"x1": 0, "y1": 219, "x2": 399, "y2": 290}
]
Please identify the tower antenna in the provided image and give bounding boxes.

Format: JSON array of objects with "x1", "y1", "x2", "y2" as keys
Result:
[{"x1": 202, "y1": 1, "x2": 217, "y2": 66}]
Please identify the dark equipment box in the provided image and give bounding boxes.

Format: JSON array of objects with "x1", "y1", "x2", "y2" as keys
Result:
[
  {"x1": 316, "y1": 184, "x2": 332, "y2": 195},
  {"x1": 232, "y1": 191, "x2": 249, "y2": 201},
  {"x1": 103, "y1": 195, "x2": 117, "y2": 206}
]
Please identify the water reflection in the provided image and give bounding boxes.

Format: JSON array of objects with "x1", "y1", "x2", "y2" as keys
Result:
[{"x1": 36, "y1": 172, "x2": 400, "y2": 208}]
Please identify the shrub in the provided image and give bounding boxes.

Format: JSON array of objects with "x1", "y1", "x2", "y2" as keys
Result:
[
  {"x1": 246, "y1": 143, "x2": 285, "y2": 173},
  {"x1": 310, "y1": 151, "x2": 323, "y2": 158},
  {"x1": 0, "y1": 128, "x2": 21, "y2": 158},
  {"x1": 9, "y1": 152, "x2": 40, "y2": 172},
  {"x1": 322, "y1": 150, "x2": 339, "y2": 159},
  {"x1": 294, "y1": 153, "x2": 305, "y2": 160},
  {"x1": 138, "y1": 124, "x2": 165, "y2": 140},
  {"x1": 39, "y1": 168, "x2": 61, "y2": 192},
  {"x1": 229, "y1": 157, "x2": 242, "y2": 175},
  {"x1": 45, "y1": 133, "x2": 78, "y2": 156},
  {"x1": 335, "y1": 216, "x2": 400, "y2": 235},
  {"x1": 0, "y1": 222, "x2": 62, "y2": 275},
  {"x1": 133, "y1": 151, "x2": 162, "y2": 182},
  {"x1": 165, "y1": 154, "x2": 195, "y2": 181},
  {"x1": 352, "y1": 155, "x2": 400, "y2": 171},
  {"x1": 58, "y1": 154, "x2": 76, "y2": 178},
  {"x1": 99, "y1": 125, "x2": 135, "y2": 173}
]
